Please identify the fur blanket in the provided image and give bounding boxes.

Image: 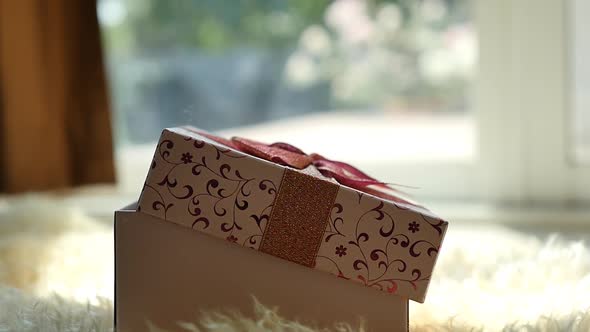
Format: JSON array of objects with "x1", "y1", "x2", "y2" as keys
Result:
[{"x1": 0, "y1": 196, "x2": 589, "y2": 331}]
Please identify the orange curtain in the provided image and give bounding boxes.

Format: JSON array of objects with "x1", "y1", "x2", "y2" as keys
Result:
[{"x1": 0, "y1": 0, "x2": 115, "y2": 192}]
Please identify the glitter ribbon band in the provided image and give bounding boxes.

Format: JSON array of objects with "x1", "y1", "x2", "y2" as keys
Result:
[{"x1": 259, "y1": 169, "x2": 339, "y2": 267}]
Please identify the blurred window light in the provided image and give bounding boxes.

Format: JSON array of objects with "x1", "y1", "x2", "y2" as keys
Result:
[
  {"x1": 98, "y1": 0, "x2": 476, "y2": 149},
  {"x1": 98, "y1": 0, "x2": 480, "y2": 198},
  {"x1": 98, "y1": 0, "x2": 127, "y2": 28}
]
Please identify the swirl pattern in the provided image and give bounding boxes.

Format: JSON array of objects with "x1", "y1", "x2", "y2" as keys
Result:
[
  {"x1": 315, "y1": 186, "x2": 447, "y2": 302},
  {"x1": 137, "y1": 127, "x2": 448, "y2": 303},
  {"x1": 138, "y1": 128, "x2": 282, "y2": 250}
]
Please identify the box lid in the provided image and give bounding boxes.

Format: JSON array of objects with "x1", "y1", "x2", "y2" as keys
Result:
[{"x1": 137, "y1": 127, "x2": 448, "y2": 303}]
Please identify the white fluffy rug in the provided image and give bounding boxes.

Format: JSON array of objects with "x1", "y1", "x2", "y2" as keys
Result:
[{"x1": 0, "y1": 196, "x2": 589, "y2": 331}]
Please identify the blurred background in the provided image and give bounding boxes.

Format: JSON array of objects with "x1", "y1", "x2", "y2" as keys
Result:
[
  {"x1": 98, "y1": 0, "x2": 590, "y2": 215},
  {"x1": 0, "y1": 0, "x2": 590, "y2": 220},
  {"x1": 102, "y1": 0, "x2": 479, "y2": 199},
  {"x1": 100, "y1": 0, "x2": 475, "y2": 141},
  {"x1": 0, "y1": 1, "x2": 589, "y2": 330},
  {"x1": 0, "y1": 0, "x2": 588, "y2": 220}
]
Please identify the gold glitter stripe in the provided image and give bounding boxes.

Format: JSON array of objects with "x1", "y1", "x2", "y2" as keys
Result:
[{"x1": 259, "y1": 168, "x2": 339, "y2": 267}]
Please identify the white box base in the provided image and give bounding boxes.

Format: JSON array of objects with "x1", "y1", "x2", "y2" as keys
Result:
[{"x1": 115, "y1": 207, "x2": 408, "y2": 331}]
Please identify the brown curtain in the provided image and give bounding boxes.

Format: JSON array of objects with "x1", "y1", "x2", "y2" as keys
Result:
[{"x1": 0, "y1": 0, "x2": 115, "y2": 193}]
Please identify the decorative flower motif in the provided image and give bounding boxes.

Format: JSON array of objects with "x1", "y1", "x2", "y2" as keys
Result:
[
  {"x1": 181, "y1": 152, "x2": 193, "y2": 164},
  {"x1": 335, "y1": 244, "x2": 347, "y2": 257},
  {"x1": 226, "y1": 235, "x2": 238, "y2": 243},
  {"x1": 408, "y1": 221, "x2": 420, "y2": 233}
]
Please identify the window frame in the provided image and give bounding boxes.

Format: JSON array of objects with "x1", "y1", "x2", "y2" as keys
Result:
[
  {"x1": 504, "y1": 0, "x2": 590, "y2": 202},
  {"x1": 352, "y1": 0, "x2": 590, "y2": 203}
]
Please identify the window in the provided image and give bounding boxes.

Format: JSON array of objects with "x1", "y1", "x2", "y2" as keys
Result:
[{"x1": 99, "y1": 0, "x2": 590, "y2": 206}]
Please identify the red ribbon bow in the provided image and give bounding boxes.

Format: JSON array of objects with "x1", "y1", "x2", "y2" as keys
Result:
[{"x1": 193, "y1": 129, "x2": 419, "y2": 208}]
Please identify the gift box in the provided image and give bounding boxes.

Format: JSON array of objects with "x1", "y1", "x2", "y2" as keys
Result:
[{"x1": 115, "y1": 127, "x2": 449, "y2": 331}]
